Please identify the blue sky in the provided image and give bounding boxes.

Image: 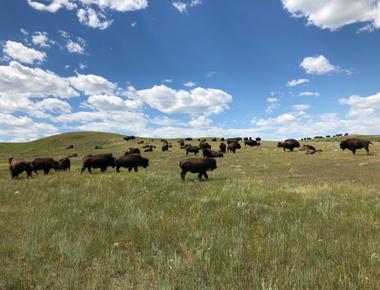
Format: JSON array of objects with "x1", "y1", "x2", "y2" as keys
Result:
[{"x1": 1, "y1": 0, "x2": 380, "y2": 141}]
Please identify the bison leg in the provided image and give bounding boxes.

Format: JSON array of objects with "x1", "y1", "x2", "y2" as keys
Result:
[
  {"x1": 44, "y1": 168, "x2": 50, "y2": 175},
  {"x1": 186, "y1": 151, "x2": 189, "y2": 155},
  {"x1": 87, "y1": 167, "x2": 92, "y2": 174},
  {"x1": 116, "y1": 166, "x2": 121, "y2": 172},
  {"x1": 203, "y1": 172, "x2": 208, "y2": 179},
  {"x1": 180, "y1": 170, "x2": 186, "y2": 180},
  {"x1": 134, "y1": 166, "x2": 138, "y2": 172},
  {"x1": 365, "y1": 146, "x2": 370, "y2": 155},
  {"x1": 351, "y1": 149, "x2": 356, "y2": 155},
  {"x1": 100, "y1": 167, "x2": 106, "y2": 173},
  {"x1": 128, "y1": 167, "x2": 132, "y2": 173},
  {"x1": 81, "y1": 166, "x2": 86, "y2": 174},
  {"x1": 198, "y1": 173, "x2": 203, "y2": 180}
]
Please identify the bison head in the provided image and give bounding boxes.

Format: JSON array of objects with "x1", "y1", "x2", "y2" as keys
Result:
[
  {"x1": 142, "y1": 157, "x2": 149, "y2": 168},
  {"x1": 207, "y1": 158, "x2": 217, "y2": 171},
  {"x1": 277, "y1": 142, "x2": 283, "y2": 148},
  {"x1": 339, "y1": 141, "x2": 347, "y2": 151}
]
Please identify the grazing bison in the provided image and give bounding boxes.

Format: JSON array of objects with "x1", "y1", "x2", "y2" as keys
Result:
[
  {"x1": 95, "y1": 146, "x2": 103, "y2": 149},
  {"x1": 31, "y1": 158, "x2": 59, "y2": 175},
  {"x1": 202, "y1": 148, "x2": 223, "y2": 158},
  {"x1": 9, "y1": 158, "x2": 33, "y2": 179},
  {"x1": 116, "y1": 153, "x2": 149, "y2": 172},
  {"x1": 179, "y1": 157, "x2": 217, "y2": 181},
  {"x1": 123, "y1": 136, "x2": 136, "y2": 141},
  {"x1": 219, "y1": 142, "x2": 226, "y2": 153},
  {"x1": 227, "y1": 141, "x2": 241, "y2": 153},
  {"x1": 340, "y1": 138, "x2": 372, "y2": 155},
  {"x1": 185, "y1": 137, "x2": 192, "y2": 141},
  {"x1": 138, "y1": 140, "x2": 144, "y2": 144},
  {"x1": 277, "y1": 139, "x2": 300, "y2": 152},
  {"x1": 162, "y1": 143, "x2": 169, "y2": 152},
  {"x1": 186, "y1": 145, "x2": 200, "y2": 155},
  {"x1": 58, "y1": 157, "x2": 71, "y2": 171},
  {"x1": 144, "y1": 147, "x2": 153, "y2": 152},
  {"x1": 199, "y1": 141, "x2": 211, "y2": 150},
  {"x1": 81, "y1": 154, "x2": 116, "y2": 174},
  {"x1": 125, "y1": 147, "x2": 141, "y2": 155},
  {"x1": 211, "y1": 138, "x2": 217, "y2": 142},
  {"x1": 68, "y1": 153, "x2": 78, "y2": 158},
  {"x1": 244, "y1": 139, "x2": 260, "y2": 147},
  {"x1": 66, "y1": 144, "x2": 74, "y2": 149}
]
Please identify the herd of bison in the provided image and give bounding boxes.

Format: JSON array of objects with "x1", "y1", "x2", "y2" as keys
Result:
[{"x1": 8, "y1": 136, "x2": 373, "y2": 181}]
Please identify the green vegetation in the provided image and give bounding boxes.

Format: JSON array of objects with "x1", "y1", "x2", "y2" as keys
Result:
[{"x1": 1, "y1": 132, "x2": 379, "y2": 289}]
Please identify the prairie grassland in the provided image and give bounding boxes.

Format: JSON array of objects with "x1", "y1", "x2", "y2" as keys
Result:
[{"x1": 0, "y1": 132, "x2": 379, "y2": 289}]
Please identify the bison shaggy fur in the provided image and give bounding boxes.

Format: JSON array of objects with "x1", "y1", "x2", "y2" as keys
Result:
[{"x1": 179, "y1": 157, "x2": 217, "y2": 180}]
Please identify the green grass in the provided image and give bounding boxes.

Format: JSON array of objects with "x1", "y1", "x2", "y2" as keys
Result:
[{"x1": 1, "y1": 132, "x2": 380, "y2": 289}]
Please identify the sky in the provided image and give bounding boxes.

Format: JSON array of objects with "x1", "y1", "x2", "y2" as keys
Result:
[{"x1": 1, "y1": 0, "x2": 380, "y2": 142}]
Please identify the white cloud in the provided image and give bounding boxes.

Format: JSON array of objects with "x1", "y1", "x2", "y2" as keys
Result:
[
  {"x1": 3, "y1": 41, "x2": 46, "y2": 64},
  {"x1": 266, "y1": 97, "x2": 280, "y2": 113},
  {"x1": 162, "y1": 79, "x2": 173, "y2": 84},
  {"x1": 300, "y1": 55, "x2": 336, "y2": 75},
  {"x1": 282, "y1": 0, "x2": 380, "y2": 31},
  {"x1": 135, "y1": 85, "x2": 232, "y2": 116},
  {"x1": 33, "y1": 98, "x2": 72, "y2": 117},
  {"x1": 183, "y1": 81, "x2": 196, "y2": 87},
  {"x1": 339, "y1": 92, "x2": 380, "y2": 117},
  {"x1": 79, "y1": 0, "x2": 148, "y2": 12},
  {"x1": 267, "y1": 97, "x2": 278, "y2": 103},
  {"x1": 299, "y1": 91, "x2": 320, "y2": 97},
  {"x1": 86, "y1": 94, "x2": 142, "y2": 111},
  {"x1": 20, "y1": 28, "x2": 28, "y2": 35},
  {"x1": 287, "y1": 78, "x2": 309, "y2": 87},
  {"x1": 79, "y1": 62, "x2": 87, "y2": 70},
  {"x1": 68, "y1": 73, "x2": 116, "y2": 95},
  {"x1": 189, "y1": 116, "x2": 213, "y2": 128},
  {"x1": 27, "y1": 0, "x2": 77, "y2": 13},
  {"x1": 32, "y1": 32, "x2": 52, "y2": 47},
  {"x1": 77, "y1": 7, "x2": 113, "y2": 29},
  {"x1": 173, "y1": 0, "x2": 202, "y2": 14},
  {"x1": 292, "y1": 104, "x2": 310, "y2": 111},
  {"x1": 65, "y1": 39, "x2": 86, "y2": 54}
]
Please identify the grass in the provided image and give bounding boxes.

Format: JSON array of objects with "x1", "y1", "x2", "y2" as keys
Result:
[{"x1": 0, "y1": 132, "x2": 380, "y2": 289}]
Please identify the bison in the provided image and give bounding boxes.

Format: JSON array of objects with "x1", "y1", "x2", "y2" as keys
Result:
[
  {"x1": 227, "y1": 141, "x2": 241, "y2": 153},
  {"x1": 58, "y1": 157, "x2": 71, "y2": 171},
  {"x1": 31, "y1": 158, "x2": 59, "y2": 175},
  {"x1": 125, "y1": 147, "x2": 141, "y2": 155},
  {"x1": 244, "y1": 139, "x2": 260, "y2": 147},
  {"x1": 116, "y1": 153, "x2": 149, "y2": 172},
  {"x1": 199, "y1": 141, "x2": 211, "y2": 150},
  {"x1": 9, "y1": 158, "x2": 33, "y2": 179},
  {"x1": 162, "y1": 143, "x2": 169, "y2": 152},
  {"x1": 202, "y1": 148, "x2": 223, "y2": 158},
  {"x1": 123, "y1": 136, "x2": 136, "y2": 141},
  {"x1": 179, "y1": 157, "x2": 217, "y2": 181},
  {"x1": 340, "y1": 138, "x2": 372, "y2": 155},
  {"x1": 219, "y1": 142, "x2": 226, "y2": 153},
  {"x1": 299, "y1": 145, "x2": 322, "y2": 155},
  {"x1": 277, "y1": 139, "x2": 300, "y2": 152},
  {"x1": 66, "y1": 144, "x2": 74, "y2": 149},
  {"x1": 81, "y1": 153, "x2": 116, "y2": 174},
  {"x1": 186, "y1": 145, "x2": 200, "y2": 155}
]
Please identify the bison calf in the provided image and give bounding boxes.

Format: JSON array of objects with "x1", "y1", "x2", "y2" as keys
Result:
[
  {"x1": 58, "y1": 157, "x2": 71, "y2": 171},
  {"x1": 179, "y1": 157, "x2": 217, "y2": 181},
  {"x1": 116, "y1": 153, "x2": 149, "y2": 172}
]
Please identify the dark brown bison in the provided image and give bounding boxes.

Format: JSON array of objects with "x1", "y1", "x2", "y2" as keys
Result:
[
  {"x1": 125, "y1": 147, "x2": 141, "y2": 155},
  {"x1": 244, "y1": 139, "x2": 260, "y2": 147},
  {"x1": 277, "y1": 139, "x2": 300, "y2": 152},
  {"x1": 185, "y1": 137, "x2": 192, "y2": 141},
  {"x1": 255, "y1": 137, "x2": 261, "y2": 141},
  {"x1": 162, "y1": 143, "x2": 169, "y2": 152},
  {"x1": 202, "y1": 148, "x2": 223, "y2": 158},
  {"x1": 138, "y1": 140, "x2": 144, "y2": 144},
  {"x1": 340, "y1": 138, "x2": 372, "y2": 155},
  {"x1": 81, "y1": 153, "x2": 116, "y2": 174},
  {"x1": 144, "y1": 146, "x2": 154, "y2": 152},
  {"x1": 95, "y1": 146, "x2": 103, "y2": 149},
  {"x1": 9, "y1": 158, "x2": 33, "y2": 179},
  {"x1": 66, "y1": 144, "x2": 74, "y2": 149},
  {"x1": 227, "y1": 141, "x2": 241, "y2": 153},
  {"x1": 199, "y1": 141, "x2": 211, "y2": 150},
  {"x1": 186, "y1": 145, "x2": 200, "y2": 155},
  {"x1": 68, "y1": 153, "x2": 78, "y2": 158},
  {"x1": 116, "y1": 153, "x2": 149, "y2": 172},
  {"x1": 58, "y1": 157, "x2": 71, "y2": 171},
  {"x1": 179, "y1": 157, "x2": 217, "y2": 180},
  {"x1": 219, "y1": 142, "x2": 226, "y2": 153},
  {"x1": 31, "y1": 158, "x2": 59, "y2": 175},
  {"x1": 211, "y1": 138, "x2": 217, "y2": 142},
  {"x1": 123, "y1": 136, "x2": 136, "y2": 141}
]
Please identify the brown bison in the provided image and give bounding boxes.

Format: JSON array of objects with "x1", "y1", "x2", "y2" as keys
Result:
[
  {"x1": 162, "y1": 143, "x2": 169, "y2": 152},
  {"x1": 340, "y1": 138, "x2": 372, "y2": 155},
  {"x1": 299, "y1": 145, "x2": 322, "y2": 155},
  {"x1": 116, "y1": 153, "x2": 149, "y2": 172},
  {"x1": 244, "y1": 139, "x2": 260, "y2": 147},
  {"x1": 125, "y1": 147, "x2": 141, "y2": 155},
  {"x1": 227, "y1": 141, "x2": 241, "y2": 153},
  {"x1": 179, "y1": 157, "x2": 217, "y2": 180},
  {"x1": 202, "y1": 148, "x2": 223, "y2": 158},
  {"x1": 186, "y1": 145, "x2": 200, "y2": 155},
  {"x1": 277, "y1": 139, "x2": 300, "y2": 152},
  {"x1": 31, "y1": 158, "x2": 59, "y2": 175},
  {"x1": 219, "y1": 142, "x2": 226, "y2": 153},
  {"x1": 123, "y1": 136, "x2": 136, "y2": 141},
  {"x1": 66, "y1": 144, "x2": 74, "y2": 149},
  {"x1": 9, "y1": 158, "x2": 33, "y2": 179},
  {"x1": 199, "y1": 141, "x2": 211, "y2": 150},
  {"x1": 58, "y1": 157, "x2": 71, "y2": 171},
  {"x1": 138, "y1": 140, "x2": 144, "y2": 144},
  {"x1": 81, "y1": 153, "x2": 116, "y2": 174}
]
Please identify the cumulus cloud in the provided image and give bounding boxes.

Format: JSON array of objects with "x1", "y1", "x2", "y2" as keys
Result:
[
  {"x1": 189, "y1": 116, "x2": 213, "y2": 128},
  {"x1": 282, "y1": 0, "x2": 380, "y2": 31},
  {"x1": 68, "y1": 73, "x2": 116, "y2": 95},
  {"x1": 3, "y1": 41, "x2": 46, "y2": 64},
  {"x1": 77, "y1": 7, "x2": 113, "y2": 30},
  {"x1": 79, "y1": 0, "x2": 148, "y2": 12},
  {"x1": 300, "y1": 55, "x2": 350, "y2": 75},
  {"x1": 27, "y1": 0, "x2": 77, "y2": 13},
  {"x1": 339, "y1": 92, "x2": 380, "y2": 117},
  {"x1": 65, "y1": 39, "x2": 86, "y2": 54},
  {"x1": 135, "y1": 85, "x2": 232, "y2": 116},
  {"x1": 183, "y1": 81, "x2": 196, "y2": 87},
  {"x1": 86, "y1": 94, "x2": 142, "y2": 111},
  {"x1": 299, "y1": 91, "x2": 320, "y2": 97},
  {"x1": 287, "y1": 78, "x2": 309, "y2": 87},
  {"x1": 32, "y1": 32, "x2": 52, "y2": 47}
]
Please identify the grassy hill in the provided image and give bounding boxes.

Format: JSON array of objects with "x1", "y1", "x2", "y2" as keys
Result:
[{"x1": 1, "y1": 132, "x2": 380, "y2": 289}]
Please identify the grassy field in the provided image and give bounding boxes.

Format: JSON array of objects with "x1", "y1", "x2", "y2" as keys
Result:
[{"x1": 0, "y1": 132, "x2": 379, "y2": 289}]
